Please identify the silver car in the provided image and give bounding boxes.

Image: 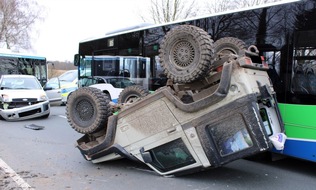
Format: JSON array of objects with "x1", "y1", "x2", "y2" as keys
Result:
[{"x1": 0, "y1": 74, "x2": 50, "y2": 121}]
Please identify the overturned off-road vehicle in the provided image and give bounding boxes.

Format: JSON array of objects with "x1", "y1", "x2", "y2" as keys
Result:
[{"x1": 66, "y1": 25, "x2": 284, "y2": 176}]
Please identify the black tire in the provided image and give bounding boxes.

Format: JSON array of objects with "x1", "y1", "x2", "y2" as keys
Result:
[
  {"x1": 118, "y1": 85, "x2": 149, "y2": 104},
  {"x1": 66, "y1": 87, "x2": 112, "y2": 134},
  {"x1": 159, "y1": 25, "x2": 214, "y2": 83},
  {"x1": 213, "y1": 37, "x2": 246, "y2": 57}
]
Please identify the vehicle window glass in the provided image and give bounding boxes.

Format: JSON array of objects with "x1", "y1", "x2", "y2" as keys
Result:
[
  {"x1": 45, "y1": 78, "x2": 59, "y2": 89},
  {"x1": 97, "y1": 78, "x2": 105, "y2": 84},
  {"x1": 148, "y1": 138, "x2": 196, "y2": 172},
  {"x1": 81, "y1": 78, "x2": 94, "y2": 86},
  {"x1": 207, "y1": 114, "x2": 253, "y2": 157},
  {"x1": 122, "y1": 78, "x2": 135, "y2": 87},
  {"x1": 59, "y1": 71, "x2": 77, "y2": 82},
  {"x1": 24, "y1": 78, "x2": 42, "y2": 89},
  {"x1": 292, "y1": 30, "x2": 316, "y2": 96},
  {"x1": 2, "y1": 77, "x2": 42, "y2": 90}
]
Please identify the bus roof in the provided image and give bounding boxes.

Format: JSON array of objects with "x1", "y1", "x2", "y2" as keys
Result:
[
  {"x1": 80, "y1": 0, "x2": 301, "y2": 43},
  {"x1": 0, "y1": 51, "x2": 46, "y2": 60}
]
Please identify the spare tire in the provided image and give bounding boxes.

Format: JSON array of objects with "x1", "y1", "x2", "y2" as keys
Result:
[
  {"x1": 66, "y1": 87, "x2": 112, "y2": 134},
  {"x1": 118, "y1": 85, "x2": 149, "y2": 104},
  {"x1": 212, "y1": 37, "x2": 247, "y2": 69},
  {"x1": 159, "y1": 25, "x2": 214, "y2": 83},
  {"x1": 213, "y1": 37, "x2": 246, "y2": 57}
]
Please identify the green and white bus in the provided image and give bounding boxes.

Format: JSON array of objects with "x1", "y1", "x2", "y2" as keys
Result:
[
  {"x1": 0, "y1": 51, "x2": 48, "y2": 86},
  {"x1": 75, "y1": 0, "x2": 316, "y2": 162}
]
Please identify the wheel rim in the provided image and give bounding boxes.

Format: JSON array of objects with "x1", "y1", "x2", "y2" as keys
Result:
[
  {"x1": 219, "y1": 48, "x2": 238, "y2": 56},
  {"x1": 125, "y1": 94, "x2": 140, "y2": 103},
  {"x1": 171, "y1": 40, "x2": 195, "y2": 69},
  {"x1": 76, "y1": 99, "x2": 94, "y2": 124}
]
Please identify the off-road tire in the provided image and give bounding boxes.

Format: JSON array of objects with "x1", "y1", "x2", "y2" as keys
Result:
[
  {"x1": 118, "y1": 85, "x2": 149, "y2": 104},
  {"x1": 159, "y1": 25, "x2": 214, "y2": 83},
  {"x1": 66, "y1": 87, "x2": 112, "y2": 134},
  {"x1": 213, "y1": 37, "x2": 246, "y2": 58}
]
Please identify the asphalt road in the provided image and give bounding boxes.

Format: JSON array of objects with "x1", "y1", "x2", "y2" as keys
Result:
[{"x1": 0, "y1": 105, "x2": 315, "y2": 190}]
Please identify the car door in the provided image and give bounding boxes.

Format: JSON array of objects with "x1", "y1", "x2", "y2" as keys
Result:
[{"x1": 43, "y1": 77, "x2": 62, "y2": 103}]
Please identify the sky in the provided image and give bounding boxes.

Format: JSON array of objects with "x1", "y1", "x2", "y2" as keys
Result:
[{"x1": 33, "y1": 0, "x2": 150, "y2": 62}]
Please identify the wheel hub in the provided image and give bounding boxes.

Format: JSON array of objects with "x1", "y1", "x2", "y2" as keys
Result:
[
  {"x1": 76, "y1": 99, "x2": 94, "y2": 121},
  {"x1": 172, "y1": 40, "x2": 195, "y2": 68}
]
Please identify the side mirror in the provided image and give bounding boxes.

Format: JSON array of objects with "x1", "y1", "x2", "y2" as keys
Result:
[
  {"x1": 74, "y1": 54, "x2": 80, "y2": 66},
  {"x1": 43, "y1": 87, "x2": 53, "y2": 91}
]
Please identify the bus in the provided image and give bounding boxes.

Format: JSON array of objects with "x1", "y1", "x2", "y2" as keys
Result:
[
  {"x1": 0, "y1": 51, "x2": 48, "y2": 86},
  {"x1": 74, "y1": 0, "x2": 316, "y2": 162}
]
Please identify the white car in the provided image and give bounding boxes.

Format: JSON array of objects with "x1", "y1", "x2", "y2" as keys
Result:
[
  {"x1": 79, "y1": 76, "x2": 136, "y2": 103},
  {"x1": 0, "y1": 75, "x2": 50, "y2": 121}
]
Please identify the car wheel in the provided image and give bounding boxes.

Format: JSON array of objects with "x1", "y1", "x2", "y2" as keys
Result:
[
  {"x1": 66, "y1": 87, "x2": 112, "y2": 134},
  {"x1": 118, "y1": 85, "x2": 149, "y2": 104},
  {"x1": 212, "y1": 37, "x2": 247, "y2": 69},
  {"x1": 159, "y1": 25, "x2": 214, "y2": 83},
  {"x1": 213, "y1": 37, "x2": 246, "y2": 57}
]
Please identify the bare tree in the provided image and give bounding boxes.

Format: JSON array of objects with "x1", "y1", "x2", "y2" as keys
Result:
[
  {"x1": 141, "y1": 0, "x2": 199, "y2": 24},
  {"x1": 0, "y1": 0, "x2": 43, "y2": 51},
  {"x1": 234, "y1": 0, "x2": 282, "y2": 8},
  {"x1": 205, "y1": 0, "x2": 282, "y2": 14},
  {"x1": 206, "y1": 0, "x2": 234, "y2": 14}
]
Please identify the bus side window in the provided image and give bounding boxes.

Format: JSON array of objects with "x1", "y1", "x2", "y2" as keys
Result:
[
  {"x1": 292, "y1": 64, "x2": 307, "y2": 94},
  {"x1": 292, "y1": 45, "x2": 316, "y2": 95},
  {"x1": 306, "y1": 62, "x2": 316, "y2": 95}
]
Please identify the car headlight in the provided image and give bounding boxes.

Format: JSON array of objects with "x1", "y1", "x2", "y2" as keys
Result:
[
  {"x1": 39, "y1": 94, "x2": 48, "y2": 101},
  {"x1": 1, "y1": 94, "x2": 10, "y2": 102}
]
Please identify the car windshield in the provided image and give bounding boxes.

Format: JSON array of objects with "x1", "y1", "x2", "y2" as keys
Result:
[
  {"x1": 0, "y1": 77, "x2": 42, "y2": 90},
  {"x1": 59, "y1": 70, "x2": 77, "y2": 82}
]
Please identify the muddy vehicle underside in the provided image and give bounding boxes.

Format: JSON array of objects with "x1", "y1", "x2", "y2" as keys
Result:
[{"x1": 66, "y1": 25, "x2": 284, "y2": 176}]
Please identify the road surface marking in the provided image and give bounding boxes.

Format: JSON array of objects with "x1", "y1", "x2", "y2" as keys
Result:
[
  {"x1": 58, "y1": 115, "x2": 67, "y2": 119},
  {"x1": 0, "y1": 158, "x2": 34, "y2": 190}
]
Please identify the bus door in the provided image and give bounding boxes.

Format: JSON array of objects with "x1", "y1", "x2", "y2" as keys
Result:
[
  {"x1": 33, "y1": 59, "x2": 48, "y2": 86},
  {"x1": 121, "y1": 57, "x2": 150, "y2": 90}
]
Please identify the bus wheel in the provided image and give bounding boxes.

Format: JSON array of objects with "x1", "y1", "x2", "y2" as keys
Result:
[
  {"x1": 159, "y1": 25, "x2": 214, "y2": 84},
  {"x1": 66, "y1": 87, "x2": 112, "y2": 134},
  {"x1": 118, "y1": 85, "x2": 149, "y2": 104},
  {"x1": 213, "y1": 37, "x2": 246, "y2": 58}
]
